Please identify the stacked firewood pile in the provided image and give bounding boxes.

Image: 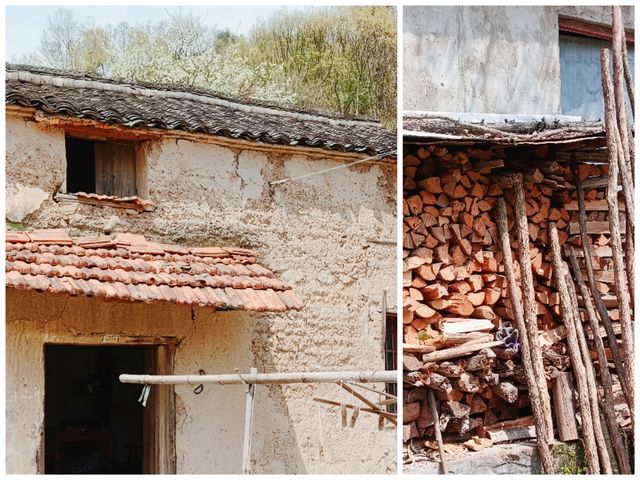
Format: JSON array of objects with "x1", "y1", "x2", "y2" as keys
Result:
[{"x1": 402, "y1": 142, "x2": 632, "y2": 472}]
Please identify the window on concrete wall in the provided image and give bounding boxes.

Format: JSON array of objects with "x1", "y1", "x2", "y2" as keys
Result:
[
  {"x1": 65, "y1": 137, "x2": 139, "y2": 197},
  {"x1": 559, "y1": 18, "x2": 634, "y2": 121}
]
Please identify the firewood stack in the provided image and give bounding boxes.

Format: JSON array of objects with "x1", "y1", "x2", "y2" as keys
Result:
[{"x1": 403, "y1": 143, "x2": 632, "y2": 462}]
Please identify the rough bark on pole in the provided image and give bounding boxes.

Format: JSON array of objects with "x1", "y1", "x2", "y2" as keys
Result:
[
  {"x1": 427, "y1": 389, "x2": 448, "y2": 474},
  {"x1": 566, "y1": 273, "x2": 612, "y2": 474},
  {"x1": 508, "y1": 174, "x2": 554, "y2": 441},
  {"x1": 622, "y1": 39, "x2": 635, "y2": 116},
  {"x1": 612, "y1": 6, "x2": 632, "y2": 166},
  {"x1": 549, "y1": 223, "x2": 600, "y2": 474},
  {"x1": 601, "y1": 48, "x2": 634, "y2": 409},
  {"x1": 496, "y1": 198, "x2": 555, "y2": 470},
  {"x1": 567, "y1": 249, "x2": 631, "y2": 473},
  {"x1": 571, "y1": 159, "x2": 632, "y2": 409}
]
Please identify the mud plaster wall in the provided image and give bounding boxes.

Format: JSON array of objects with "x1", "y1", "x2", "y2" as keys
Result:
[
  {"x1": 5, "y1": 114, "x2": 397, "y2": 474},
  {"x1": 403, "y1": 5, "x2": 634, "y2": 114}
]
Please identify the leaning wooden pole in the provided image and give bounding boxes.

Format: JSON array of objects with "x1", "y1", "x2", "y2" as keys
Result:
[
  {"x1": 507, "y1": 174, "x2": 555, "y2": 445},
  {"x1": 565, "y1": 272, "x2": 612, "y2": 474},
  {"x1": 567, "y1": 248, "x2": 631, "y2": 473},
  {"x1": 612, "y1": 7, "x2": 631, "y2": 169},
  {"x1": 548, "y1": 223, "x2": 600, "y2": 474},
  {"x1": 427, "y1": 389, "x2": 448, "y2": 475},
  {"x1": 621, "y1": 39, "x2": 635, "y2": 117},
  {"x1": 601, "y1": 49, "x2": 635, "y2": 411},
  {"x1": 495, "y1": 197, "x2": 555, "y2": 472},
  {"x1": 571, "y1": 159, "x2": 632, "y2": 409}
]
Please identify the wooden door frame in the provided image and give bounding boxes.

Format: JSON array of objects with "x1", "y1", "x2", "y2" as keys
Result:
[{"x1": 42, "y1": 336, "x2": 177, "y2": 474}]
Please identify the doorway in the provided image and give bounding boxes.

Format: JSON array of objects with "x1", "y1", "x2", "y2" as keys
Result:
[{"x1": 43, "y1": 343, "x2": 175, "y2": 474}]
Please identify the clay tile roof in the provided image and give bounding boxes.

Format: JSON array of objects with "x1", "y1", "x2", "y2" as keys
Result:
[
  {"x1": 6, "y1": 229, "x2": 303, "y2": 312},
  {"x1": 5, "y1": 64, "x2": 396, "y2": 157}
]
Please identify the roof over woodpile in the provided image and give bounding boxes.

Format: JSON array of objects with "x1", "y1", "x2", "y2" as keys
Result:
[
  {"x1": 5, "y1": 64, "x2": 395, "y2": 156},
  {"x1": 6, "y1": 229, "x2": 303, "y2": 312},
  {"x1": 403, "y1": 115, "x2": 607, "y2": 147}
]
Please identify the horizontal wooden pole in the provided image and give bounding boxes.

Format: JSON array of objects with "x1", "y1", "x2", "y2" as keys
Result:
[{"x1": 120, "y1": 370, "x2": 398, "y2": 385}]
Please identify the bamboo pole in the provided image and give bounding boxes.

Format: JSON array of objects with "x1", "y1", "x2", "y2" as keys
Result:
[
  {"x1": 495, "y1": 198, "x2": 555, "y2": 472},
  {"x1": 565, "y1": 273, "x2": 612, "y2": 474},
  {"x1": 601, "y1": 49, "x2": 634, "y2": 412},
  {"x1": 509, "y1": 174, "x2": 554, "y2": 441},
  {"x1": 242, "y1": 367, "x2": 257, "y2": 475},
  {"x1": 120, "y1": 370, "x2": 398, "y2": 385},
  {"x1": 571, "y1": 159, "x2": 632, "y2": 410},
  {"x1": 567, "y1": 248, "x2": 631, "y2": 473},
  {"x1": 427, "y1": 389, "x2": 448, "y2": 475},
  {"x1": 549, "y1": 223, "x2": 600, "y2": 474}
]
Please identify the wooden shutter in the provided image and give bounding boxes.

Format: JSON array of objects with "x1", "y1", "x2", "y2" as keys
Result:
[{"x1": 94, "y1": 142, "x2": 137, "y2": 197}]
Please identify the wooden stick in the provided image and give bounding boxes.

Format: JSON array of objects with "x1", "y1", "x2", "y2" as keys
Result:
[
  {"x1": 571, "y1": 158, "x2": 631, "y2": 409},
  {"x1": 337, "y1": 381, "x2": 397, "y2": 425},
  {"x1": 313, "y1": 398, "x2": 397, "y2": 421},
  {"x1": 552, "y1": 373, "x2": 578, "y2": 442},
  {"x1": 495, "y1": 198, "x2": 555, "y2": 472},
  {"x1": 622, "y1": 38, "x2": 635, "y2": 116},
  {"x1": 509, "y1": 174, "x2": 555, "y2": 440},
  {"x1": 427, "y1": 389, "x2": 448, "y2": 474},
  {"x1": 565, "y1": 273, "x2": 612, "y2": 474},
  {"x1": 567, "y1": 249, "x2": 631, "y2": 473},
  {"x1": 549, "y1": 223, "x2": 600, "y2": 474},
  {"x1": 612, "y1": 7, "x2": 632, "y2": 165},
  {"x1": 601, "y1": 48, "x2": 634, "y2": 413}
]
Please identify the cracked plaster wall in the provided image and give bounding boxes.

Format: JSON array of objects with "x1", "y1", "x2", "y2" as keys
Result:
[{"x1": 5, "y1": 114, "x2": 397, "y2": 474}]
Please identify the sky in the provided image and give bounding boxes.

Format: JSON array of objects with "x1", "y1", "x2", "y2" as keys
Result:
[{"x1": 5, "y1": 5, "x2": 312, "y2": 61}]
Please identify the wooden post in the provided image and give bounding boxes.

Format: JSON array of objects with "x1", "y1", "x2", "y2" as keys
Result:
[
  {"x1": 622, "y1": 38, "x2": 635, "y2": 116},
  {"x1": 552, "y1": 373, "x2": 578, "y2": 442},
  {"x1": 571, "y1": 159, "x2": 632, "y2": 411},
  {"x1": 496, "y1": 197, "x2": 555, "y2": 473},
  {"x1": 601, "y1": 48, "x2": 634, "y2": 413},
  {"x1": 427, "y1": 389, "x2": 448, "y2": 475},
  {"x1": 549, "y1": 223, "x2": 600, "y2": 474},
  {"x1": 612, "y1": 6, "x2": 632, "y2": 165},
  {"x1": 242, "y1": 367, "x2": 258, "y2": 475},
  {"x1": 567, "y1": 249, "x2": 631, "y2": 473},
  {"x1": 565, "y1": 272, "x2": 612, "y2": 474},
  {"x1": 509, "y1": 174, "x2": 554, "y2": 442}
]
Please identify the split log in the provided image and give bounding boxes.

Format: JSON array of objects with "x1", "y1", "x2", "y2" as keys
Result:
[{"x1": 552, "y1": 373, "x2": 578, "y2": 441}]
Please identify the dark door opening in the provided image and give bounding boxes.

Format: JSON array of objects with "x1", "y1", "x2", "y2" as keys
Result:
[{"x1": 44, "y1": 345, "x2": 148, "y2": 474}]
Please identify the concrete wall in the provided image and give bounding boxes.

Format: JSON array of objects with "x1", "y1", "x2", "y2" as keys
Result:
[
  {"x1": 403, "y1": 5, "x2": 634, "y2": 115},
  {"x1": 5, "y1": 114, "x2": 397, "y2": 474}
]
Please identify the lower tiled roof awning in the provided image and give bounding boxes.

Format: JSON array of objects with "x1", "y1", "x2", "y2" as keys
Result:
[{"x1": 6, "y1": 229, "x2": 303, "y2": 312}]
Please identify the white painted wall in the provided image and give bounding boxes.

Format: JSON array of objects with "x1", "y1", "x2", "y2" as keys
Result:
[{"x1": 5, "y1": 114, "x2": 397, "y2": 474}]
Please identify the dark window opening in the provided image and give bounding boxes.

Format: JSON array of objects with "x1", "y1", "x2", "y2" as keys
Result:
[
  {"x1": 384, "y1": 311, "x2": 397, "y2": 413},
  {"x1": 65, "y1": 137, "x2": 137, "y2": 197},
  {"x1": 44, "y1": 345, "x2": 147, "y2": 474}
]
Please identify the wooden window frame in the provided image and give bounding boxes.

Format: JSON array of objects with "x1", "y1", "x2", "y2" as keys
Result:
[
  {"x1": 62, "y1": 131, "x2": 149, "y2": 200},
  {"x1": 559, "y1": 15, "x2": 634, "y2": 45},
  {"x1": 41, "y1": 336, "x2": 177, "y2": 475}
]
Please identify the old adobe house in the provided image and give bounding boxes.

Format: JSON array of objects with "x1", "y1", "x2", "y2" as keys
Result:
[{"x1": 5, "y1": 64, "x2": 397, "y2": 474}]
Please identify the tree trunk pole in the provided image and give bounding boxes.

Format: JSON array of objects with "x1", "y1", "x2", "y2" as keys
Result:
[
  {"x1": 601, "y1": 49, "x2": 634, "y2": 415},
  {"x1": 622, "y1": 39, "x2": 635, "y2": 117},
  {"x1": 565, "y1": 272, "x2": 612, "y2": 474},
  {"x1": 548, "y1": 223, "x2": 600, "y2": 474},
  {"x1": 612, "y1": 7, "x2": 631, "y2": 169},
  {"x1": 567, "y1": 249, "x2": 631, "y2": 473},
  {"x1": 508, "y1": 174, "x2": 555, "y2": 443},
  {"x1": 495, "y1": 197, "x2": 555, "y2": 472},
  {"x1": 571, "y1": 158, "x2": 632, "y2": 409},
  {"x1": 427, "y1": 389, "x2": 448, "y2": 474}
]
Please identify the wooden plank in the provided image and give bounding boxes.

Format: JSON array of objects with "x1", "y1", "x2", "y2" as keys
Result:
[
  {"x1": 569, "y1": 219, "x2": 626, "y2": 235},
  {"x1": 95, "y1": 142, "x2": 137, "y2": 197},
  {"x1": 565, "y1": 199, "x2": 625, "y2": 211},
  {"x1": 441, "y1": 318, "x2": 494, "y2": 335},
  {"x1": 553, "y1": 373, "x2": 579, "y2": 441}
]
